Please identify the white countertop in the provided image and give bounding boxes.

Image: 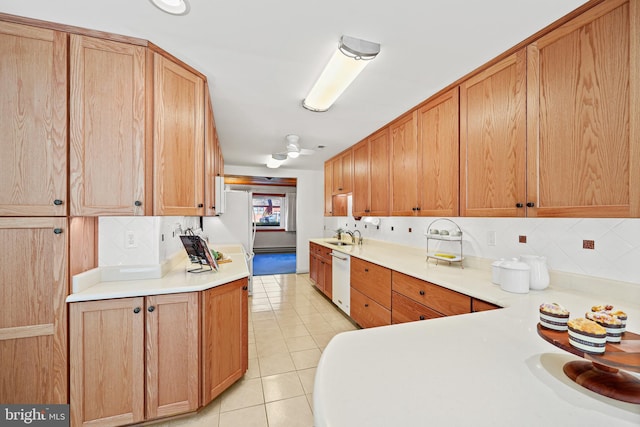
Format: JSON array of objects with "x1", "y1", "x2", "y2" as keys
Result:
[
  {"x1": 311, "y1": 238, "x2": 640, "y2": 426},
  {"x1": 66, "y1": 244, "x2": 250, "y2": 303}
]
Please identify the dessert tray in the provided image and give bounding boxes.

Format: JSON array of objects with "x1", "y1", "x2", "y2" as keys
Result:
[{"x1": 537, "y1": 324, "x2": 640, "y2": 404}]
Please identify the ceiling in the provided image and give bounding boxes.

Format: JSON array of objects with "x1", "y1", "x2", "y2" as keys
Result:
[{"x1": 2, "y1": 0, "x2": 588, "y2": 171}]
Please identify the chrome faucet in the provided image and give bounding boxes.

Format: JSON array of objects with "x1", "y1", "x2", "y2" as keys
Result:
[
  {"x1": 343, "y1": 230, "x2": 355, "y2": 243},
  {"x1": 352, "y1": 229, "x2": 363, "y2": 245},
  {"x1": 344, "y1": 230, "x2": 362, "y2": 245}
]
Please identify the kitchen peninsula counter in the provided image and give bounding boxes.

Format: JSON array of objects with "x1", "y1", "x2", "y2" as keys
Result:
[
  {"x1": 66, "y1": 244, "x2": 250, "y2": 302},
  {"x1": 310, "y1": 238, "x2": 640, "y2": 426}
]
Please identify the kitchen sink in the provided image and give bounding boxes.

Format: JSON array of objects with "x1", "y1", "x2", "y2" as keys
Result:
[{"x1": 330, "y1": 241, "x2": 352, "y2": 246}]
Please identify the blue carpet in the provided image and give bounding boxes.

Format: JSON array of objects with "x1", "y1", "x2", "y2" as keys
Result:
[{"x1": 253, "y1": 253, "x2": 296, "y2": 276}]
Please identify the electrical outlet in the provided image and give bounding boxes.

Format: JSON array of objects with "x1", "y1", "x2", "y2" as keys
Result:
[
  {"x1": 583, "y1": 239, "x2": 595, "y2": 250},
  {"x1": 125, "y1": 230, "x2": 138, "y2": 249},
  {"x1": 488, "y1": 231, "x2": 496, "y2": 246}
]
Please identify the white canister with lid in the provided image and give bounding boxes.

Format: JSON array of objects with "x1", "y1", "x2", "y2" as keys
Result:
[{"x1": 499, "y1": 260, "x2": 530, "y2": 293}]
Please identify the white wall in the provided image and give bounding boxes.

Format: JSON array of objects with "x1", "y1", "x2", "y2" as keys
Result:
[
  {"x1": 324, "y1": 214, "x2": 640, "y2": 285},
  {"x1": 223, "y1": 165, "x2": 324, "y2": 273}
]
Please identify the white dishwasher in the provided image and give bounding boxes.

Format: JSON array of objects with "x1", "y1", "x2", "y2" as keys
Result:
[{"x1": 330, "y1": 251, "x2": 350, "y2": 315}]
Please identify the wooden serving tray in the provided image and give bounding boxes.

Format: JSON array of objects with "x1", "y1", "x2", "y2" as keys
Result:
[{"x1": 537, "y1": 324, "x2": 640, "y2": 404}]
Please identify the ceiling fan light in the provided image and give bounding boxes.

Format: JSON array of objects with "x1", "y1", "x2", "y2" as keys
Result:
[
  {"x1": 149, "y1": 0, "x2": 190, "y2": 15},
  {"x1": 266, "y1": 155, "x2": 285, "y2": 168},
  {"x1": 303, "y1": 35, "x2": 380, "y2": 112},
  {"x1": 287, "y1": 150, "x2": 300, "y2": 159}
]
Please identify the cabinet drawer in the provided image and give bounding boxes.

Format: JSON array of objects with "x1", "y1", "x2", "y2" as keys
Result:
[
  {"x1": 350, "y1": 257, "x2": 392, "y2": 309},
  {"x1": 392, "y1": 291, "x2": 444, "y2": 324},
  {"x1": 392, "y1": 272, "x2": 470, "y2": 316},
  {"x1": 471, "y1": 298, "x2": 501, "y2": 312},
  {"x1": 350, "y1": 287, "x2": 391, "y2": 329}
]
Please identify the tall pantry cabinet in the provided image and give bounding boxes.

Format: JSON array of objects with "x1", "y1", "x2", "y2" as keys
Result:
[
  {"x1": 0, "y1": 21, "x2": 68, "y2": 405},
  {"x1": 0, "y1": 22, "x2": 67, "y2": 217}
]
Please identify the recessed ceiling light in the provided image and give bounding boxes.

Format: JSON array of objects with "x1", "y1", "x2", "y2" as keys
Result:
[{"x1": 149, "y1": 0, "x2": 190, "y2": 15}]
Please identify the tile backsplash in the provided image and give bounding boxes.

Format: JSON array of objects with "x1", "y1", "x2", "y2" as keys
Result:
[
  {"x1": 324, "y1": 215, "x2": 640, "y2": 285},
  {"x1": 98, "y1": 216, "x2": 200, "y2": 266}
]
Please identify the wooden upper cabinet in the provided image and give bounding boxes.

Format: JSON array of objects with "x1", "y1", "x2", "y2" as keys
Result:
[
  {"x1": 324, "y1": 161, "x2": 333, "y2": 216},
  {"x1": 0, "y1": 22, "x2": 67, "y2": 216},
  {"x1": 353, "y1": 128, "x2": 390, "y2": 217},
  {"x1": 153, "y1": 53, "x2": 205, "y2": 216},
  {"x1": 69, "y1": 35, "x2": 152, "y2": 216},
  {"x1": 0, "y1": 218, "x2": 68, "y2": 404},
  {"x1": 390, "y1": 111, "x2": 419, "y2": 215},
  {"x1": 460, "y1": 49, "x2": 527, "y2": 217},
  {"x1": 417, "y1": 87, "x2": 460, "y2": 217},
  {"x1": 332, "y1": 150, "x2": 353, "y2": 194},
  {"x1": 527, "y1": 0, "x2": 639, "y2": 217},
  {"x1": 204, "y1": 86, "x2": 220, "y2": 216}
]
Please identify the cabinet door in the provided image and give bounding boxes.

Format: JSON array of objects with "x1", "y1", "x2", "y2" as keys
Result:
[
  {"x1": 332, "y1": 151, "x2": 352, "y2": 194},
  {"x1": 70, "y1": 297, "x2": 145, "y2": 427},
  {"x1": 322, "y1": 257, "x2": 333, "y2": 299},
  {"x1": 70, "y1": 35, "x2": 151, "y2": 216},
  {"x1": 0, "y1": 22, "x2": 67, "y2": 216},
  {"x1": 309, "y1": 244, "x2": 319, "y2": 284},
  {"x1": 154, "y1": 53, "x2": 205, "y2": 216},
  {"x1": 324, "y1": 161, "x2": 333, "y2": 215},
  {"x1": 145, "y1": 293, "x2": 199, "y2": 419},
  {"x1": 460, "y1": 49, "x2": 527, "y2": 217},
  {"x1": 0, "y1": 218, "x2": 68, "y2": 404},
  {"x1": 352, "y1": 140, "x2": 369, "y2": 216},
  {"x1": 350, "y1": 288, "x2": 391, "y2": 329},
  {"x1": 390, "y1": 111, "x2": 419, "y2": 215},
  {"x1": 368, "y1": 127, "x2": 391, "y2": 216},
  {"x1": 350, "y1": 258, "x2": 391, "y2": 309},
  {"x1": 201, "y1": 278, "x2": 248, "y2": 405},
  {"x1": 204, "y1": 89, "x2": 219, "y2": 216},
  {"x1": 527, "y1": 0, "x2": 639, "y2": 217},
  {"x1": 417, "y1": 87, "x2": 460, "y2": 217}
]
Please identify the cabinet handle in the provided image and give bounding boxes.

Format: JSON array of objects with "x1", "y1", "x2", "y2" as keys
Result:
[
  {"x1": 134, "y1": 200, "x2": 142, "y2": 207},
  {"x1": 419, "y1": 290, "x2": 425, "y2": 296},
  {"x1": 526, "y1": 202, "x2": 535, "y2": 208},
  {"x1": 419, "y1": 315, "x2": 425, "y2": 320},
  {"x1": 338, "y1": 187, "x2": 343, "y2": 191},
  {"x1": 53, "y1": 228, "x2": 63, "y2": 234},
  {"x1": 133, "y1": 307, "x2": 141, "y2": 314},
  {"x1": 365, "y1": 209, "x2": 370, "y2": 213},
  {"x1": 364, "y1": 268, "x2": 369, "y2": 272},
  {"x1": 242, "y1": 286, "x2": 248, "y2": 291},
  {"x1": 197, "y1": 203, "x2": 204, "y2": 208},
  {"x1": 147, "y1": 306, "x2": 155, "y2": 313},
  {"x1": 211, "y1": 206, "x2": 215, "y2": 210},
  {"x1": 416, "y1": 207, "x2": 421, "y2": 211},
  {"x1": 515, "y1": 203, "x2": 524, "y2": 208},
  {"x1": 53, "y1": 199, "x2": 63, "y2": 206},
  {"x1": 364, "y1": 303, "x2": 369, "y2": 307}
]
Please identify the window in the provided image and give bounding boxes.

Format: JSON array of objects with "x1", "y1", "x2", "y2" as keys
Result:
[{"x1": 252, "y1": 194, "x2": 284, "y2": 229}]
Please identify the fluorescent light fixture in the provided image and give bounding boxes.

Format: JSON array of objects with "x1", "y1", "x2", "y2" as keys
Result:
[
  {"x1": 266, "y1": 154, "x2": 286, "y2": 169},
  {"x1": 303, "y1": 35, "x2": 380, "y2": 112},
  {"x1": 149, "y1": 0, "x2": 190, "y2": 15}
]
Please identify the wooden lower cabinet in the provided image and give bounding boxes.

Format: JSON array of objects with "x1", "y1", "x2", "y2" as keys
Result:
[
  {"x1": 350, "y1": 258, "x2": 391, "y2": 328},
  {"x1": 471, "y1": 298, "x2": 501, "y2": 312},
  {"x1": 350, "y1": 288, "x2": 391, "y2": 328},
  {"x1": 0, "y1": 218, "x2": 68, "y2": 404},
  {"x1": 391, "y1": 292, "x2": 444, "y2": 324},
  {"x1": 70, "y1": 292, "x2": 200, "y2": 427},
  {"x1": 309, "y1": 243, "x2": 332, "y2": 299},
  {"x1": 201, "y1": 278, "x2": 248, "y2": 405},
  {"x1": 391, "y1": 272, "x2": 471, "y2": 324}
]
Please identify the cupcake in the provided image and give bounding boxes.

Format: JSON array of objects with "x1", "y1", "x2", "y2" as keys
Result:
[
  {"x1": 567, "y1": 318, "x2": 607, "y2": 354},
  {"x1": 591, "y1": 305, "x2": 627, "y2": 333},
  {"x1": 586, "y1": 311, "x2": 624, "y2": 343},
  {"x1": 539, "y1": 303, "x2": 570, "y2": 331}
]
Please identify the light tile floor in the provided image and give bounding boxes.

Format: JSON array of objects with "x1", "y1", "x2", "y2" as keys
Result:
[{"x1": 153, "y1": 273, "x2": 357, "y2": 427}]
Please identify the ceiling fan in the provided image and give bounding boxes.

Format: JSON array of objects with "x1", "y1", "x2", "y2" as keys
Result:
[{"x1": 272, "y1": 134, "x2": 315, "y2": 160}]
